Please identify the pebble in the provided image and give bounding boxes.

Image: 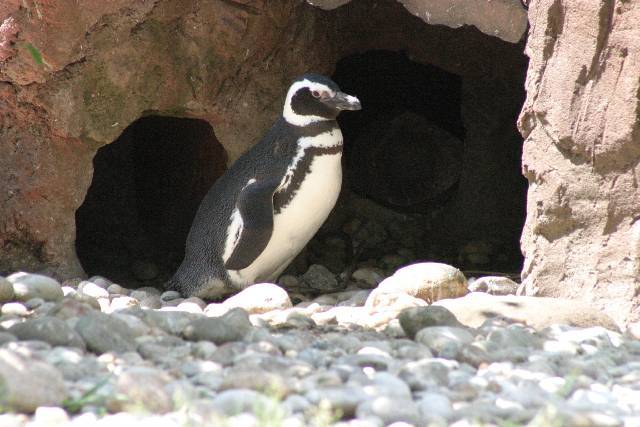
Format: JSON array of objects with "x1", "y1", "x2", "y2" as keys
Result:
[
  {"x1": 0, "y1": 266, "x2": 635, "y2": 426},
  {"x1": 75, "y1": 311, "x2": 137, "y2": 353},
  {"x1": 8, "y1": 316, "x2": 85, "y2": 349},
  {"x1": 77, "y1": 281, "x2": 109, "y2": 299},
  {"x1": 0, "y1": 348, "x2": 67, "y2": 412},
  {"x1": 222, "y1": 283, "x2": 292, "y2": 314},
  {"x1": 110, "y1": 367, "x2": 173, "y2": 413},
  {"x1": 1, "y1": 302, "x2": 29, "y2": 316},
  {"x1": 468, "y1": 276, "x2": 519, "y2": 295},
  {"x1": 183, "y1": 308, "x2": 253, "y2": 344},
  {"x1": 301, "y1": 264, "x2": 342, "y2": 292},
  {"x1": 398, "y1": 306, "x2": 465, "y2": 339},
  {"x1": 6, "y1": 273, "x2": 64, "y2": 302}
]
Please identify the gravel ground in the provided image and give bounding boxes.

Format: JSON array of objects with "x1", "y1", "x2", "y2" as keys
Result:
[{"x1": 0, "y1": 263, "x2": 638, "y2": 427}]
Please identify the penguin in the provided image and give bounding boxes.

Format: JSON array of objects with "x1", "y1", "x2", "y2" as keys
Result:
[{"x1": 167, "y1": 74, "x2": 361, "y2": 299}]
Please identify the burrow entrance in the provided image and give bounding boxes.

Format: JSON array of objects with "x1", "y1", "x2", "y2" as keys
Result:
[
  {"x1": 75, "y1": 116, "x2": 227, "y2": 287},
  {"x1": 75, "y1": 0, "x2": 528, "y2": 289}
]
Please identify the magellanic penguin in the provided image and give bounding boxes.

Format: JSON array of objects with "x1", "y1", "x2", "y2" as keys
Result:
[{"x1": 167, "y1": 74, "x2": 361, "y2": 299}]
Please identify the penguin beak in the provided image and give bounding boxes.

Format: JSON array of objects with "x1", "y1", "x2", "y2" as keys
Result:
[{"x1": 323, "y1": 91, "x2": 362, "y2": 111}]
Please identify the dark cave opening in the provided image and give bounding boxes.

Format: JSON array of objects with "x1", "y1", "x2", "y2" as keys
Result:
[
  {"x1": 75, "y1": 116, "x2": 227, "y2": 287},
  {"x1": 333, "y1": 50, "x2": 465, "y2": 210},
  {"x1": 319, "y1": 46, "x2": 528, "y2": 277}
]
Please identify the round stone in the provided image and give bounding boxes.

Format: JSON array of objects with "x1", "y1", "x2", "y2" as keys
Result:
[
  {"x1": 301, "y1": 265, "x2": 342, "y2": 292},
  {"x1": 223, "y1": 283, "x2": 292, "y2": 314},
  {"x1": 1, "y1": 302, "x2": 28, "y2": 316},
  {"x1": 9, "y1": 316, "x2": 85, "y2": 349},
  {"x1": 376, "y1": 262, "x2": 467, "y2": 303},
  {"x1": 0, "y1": 349, "x2": 67, "y2": 412},
  {"x1": 183, "y1": 308, "x2": 253, "y2": 344},
  {"x1": 469, "y1": 276, "x2": 519, "y2": 295},
  {"x1": 75, "y1": 311, "x2": 137, "y2": 353},
  {"x1": 6, "y1": 272, "x2": 64, "y2": 302},
  {"x1": 398, "y1": 306, "x2": 464, "y2": 339},
  {"x1": 78, "y1": 281, "x2": 110, "y2": 299}
]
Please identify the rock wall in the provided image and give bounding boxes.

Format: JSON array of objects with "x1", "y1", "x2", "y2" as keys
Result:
[
  {"x1": 1, "y1": 0, "x2": 528, "y2": 281},
  {"x1": 0, "y1": 0, "x2": 331, "y2": 278},
  {"x1": 518, "y1": 0, "x2": 640, "y2": 325}
]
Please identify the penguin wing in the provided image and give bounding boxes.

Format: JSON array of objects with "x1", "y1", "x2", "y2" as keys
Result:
[{"x1": 224, "y1": 177, "x2": 281, "y2": 270}]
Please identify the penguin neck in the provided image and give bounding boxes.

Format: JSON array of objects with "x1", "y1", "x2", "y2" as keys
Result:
[{"x1": 289, "y1": 119, "x2": 339, "y2": 139}]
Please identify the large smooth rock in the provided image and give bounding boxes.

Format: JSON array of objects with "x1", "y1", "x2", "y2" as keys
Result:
[
  {"x1": 9, "y1": 316, "x2": 85, "y2": 349},
  {"x1": 435, "y1": 293, "x2": 620, "y2": 331},
  {"x1": 109, "y1": 367, "x2": 173, "y2": 413},
  {"x1": 372, "y1": 262, "x2": 467, "y2": 304},
  {"x1": 399, "y1": 306, "x2": 465, "y2": 339},
  {"x1": 222, "y1": 283, "x2": 292, "y2": 314},
  {"x1": 6, "y1": 273, "x2": 63, "y2": 302},
  {"x1": 0, "y1": 349, "x2": 67, "y2": 412},
  {"x1": 75, "y1": 311, "x2": 137, "y2": 353},
  {"x1": 183, "y1": 308, "x2": 253, "y2": 344}
]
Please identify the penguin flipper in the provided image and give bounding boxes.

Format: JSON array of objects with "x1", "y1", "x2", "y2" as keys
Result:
[{"x1": 224, "y1": 178, "x2": 280, "y2": 270}]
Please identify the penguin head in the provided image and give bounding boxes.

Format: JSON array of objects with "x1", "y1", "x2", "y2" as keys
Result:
[{"x1": 283, "y1": 73, "x2": 361, "y2": 126}]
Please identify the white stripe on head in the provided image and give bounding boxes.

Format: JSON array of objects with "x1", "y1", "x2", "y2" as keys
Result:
[{"x1": 282, "y1": 79, "x2": 335, "y2": 126}]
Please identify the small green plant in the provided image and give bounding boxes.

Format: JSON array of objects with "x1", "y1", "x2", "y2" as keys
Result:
[
  {"x1": 62, "y1": 377, "x2": 111, "y2": 414},
  {"x1": 23, "y1": 42, "x2": 52, "y2": 68},
  {"x1": 307, "y1": 399, "x2": 342, "y2": 427}
]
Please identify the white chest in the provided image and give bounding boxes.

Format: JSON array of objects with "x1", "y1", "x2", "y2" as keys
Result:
[{"x1": 227, "y1": 130, "x2": 343, "y2": 286}]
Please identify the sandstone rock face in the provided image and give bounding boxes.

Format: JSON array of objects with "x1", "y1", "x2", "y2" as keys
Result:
[{"x1": 518, "y1": 0, "x2": 640, "y2": 325}]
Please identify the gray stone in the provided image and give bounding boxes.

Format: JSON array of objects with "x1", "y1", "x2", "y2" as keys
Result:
[
  {"x1": 0, "y1": 332, "x2": 17, "y2": 345},
  {"x1": 356, "y1": 396, "x2": 420, "y2": 426},
  {"x1": 469, "y1": 276, "x2": 519, "y2": 295},
  {"x1": 398, "y1": 306, "x2": 465, "y2": 339},
  {"x1": 142, "y1": 310, "x2": 201, "y2": 335},
  {"x1": 0, "y1": 348, "x2": 67, "y2": 412},
  {"x1": 192, "y1": 341, "x2": 218, "y2": 359},
  {"x1": 301, "y1": 265, "x2": 341, "y2": 292},
  {"x1": 109, "y1": 367, "x2": 173, "y2": 413},
  {"x1": 183, "y1": 308, "x2": 253, "y2": 344},
  {"x1": 398, "y1": 358, "x2": 458, "y2": 390},
  {"x1": 416, "y1": 392, "x2": 454, "y2": 421},
  {"x1": 160, "y1": 290, "x2": 182, "y2": 302},
  {"x1": 6, "y1": 272, "x2": 63, "y2": 302},
  {"x1": 414, "y1": 326, "x2": 474, "y2": 357},
  {"x1": 306, "y1": 386, "x2": 368, "y2": 417},
  {"x1": 75, "y1": 312, "x2": 137, "y2": 353},
  {"x1": 209, "y1": 389, "x2": 270, "y2": 416},
  {"x1": 352, "y1": 268, "x2": 385, "y2": 288},
  {"x1": 107, "y1": 284, "x2": 128, "y2": 295},
  {"x1": 9, "y1": 316, "x2": 85, "y2": 349},
  {"x1": 24, "y1": 297, "x2": 45, "y2": 310},
  {"x1": 223, "y1": 283, "x2": 292, "y2": 314},
  {"x1": 0, "y1": 277, "x2": 15, "y2": 302}
]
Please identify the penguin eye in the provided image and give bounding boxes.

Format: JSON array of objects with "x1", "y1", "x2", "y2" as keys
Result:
[{"x1": 311, "y1": 90, "x2": 321, "y2": 98}]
